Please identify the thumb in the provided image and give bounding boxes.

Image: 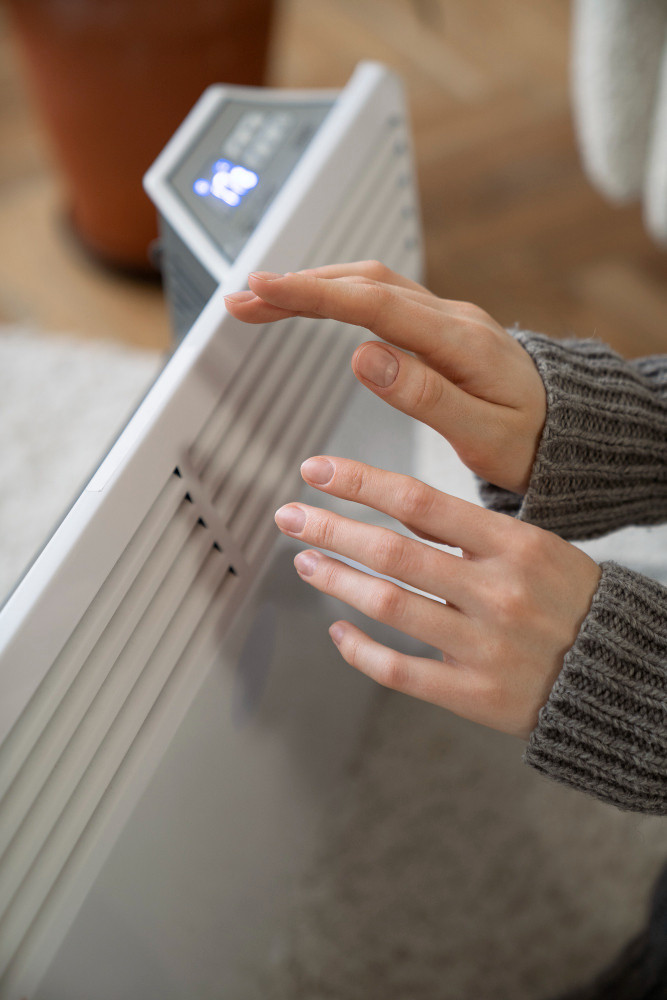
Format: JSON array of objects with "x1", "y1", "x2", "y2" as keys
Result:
[{"x1": 352, "y1": 341, "x2": 494, "y2": 451}]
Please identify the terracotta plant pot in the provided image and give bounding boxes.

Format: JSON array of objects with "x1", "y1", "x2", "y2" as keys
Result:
[{"x1": 7, "y1": 0, "x2": 274, "y2": 273}]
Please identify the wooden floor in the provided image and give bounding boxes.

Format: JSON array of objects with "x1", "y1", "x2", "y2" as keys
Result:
[{"x1": 1, "y1": 0, "x2": 667, "y2": 357}]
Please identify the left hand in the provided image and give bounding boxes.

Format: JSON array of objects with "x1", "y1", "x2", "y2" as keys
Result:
[
  {"x1": 274, "y1": 455, "x2": 601, "y2": 740},
  {"x1": 224, "y1": 263, "x2": 546, "y2": 494}
]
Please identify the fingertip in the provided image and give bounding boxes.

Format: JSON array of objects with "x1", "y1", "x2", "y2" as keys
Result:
[
  {"x1": 248, "y1": 271, "x2": 284, "y2": 282},
  {"x1": 329, "y1": 621, "x2": 347, "y2": 646},
  {"x1": 294, "y1": 549, "x2": 319, "y2": 577},
  {"x1": 224, "y1": 290, "x2": 256, "y2": 304},
  {"x1": 352, "y1": 342, "x2": 399, "y2": 389},
  {"x1": 301, "y1": 456, "x2": 335, "y2": 486},
  {"x1": 274, "y1": 504, "x2": 306, "y2": 534}
]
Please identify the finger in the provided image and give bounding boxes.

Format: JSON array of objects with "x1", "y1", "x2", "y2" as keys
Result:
[
  {"x1": 292, "y1": 549, "x2": 472, "y2": 656},
  {"x1": 300, "y1": 456, "x2": 506, "y2": 556},
  {"x1": 223, "y1": 289, "x2": 318, "y2": 324},
  {"x1": 294, "y1": 259, "x2": 431, "y2": 295},
  {"x1": 274, "y1": 502, "x2": 470, "y2": 604},
  {"x1": 225, "y1": 284, "x2": 500, "y2": 459},
  {"x1": 350, "y1": 340, "x2": 500, "y2": 447},
  {"x1": 224, "y1": 277, "x2": 445, "y2": 327},
  {"x1": 226, "y1": 271, "x2": 490, "y2": 327},
  {"x1": 244, "y1": 271, "x2": 476, "y2": 362},
  {"x1": 296, "y1": 264, "x2": 491, "y2": 332},
  {"x1": 328, "y1": 620, "x2": 480, "y2": 717},
  {"x1": 328, "y1": 277, "x2": 483, "y2": 327}
]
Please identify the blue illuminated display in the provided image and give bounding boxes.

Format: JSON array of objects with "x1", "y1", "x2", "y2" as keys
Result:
[{"x1": 193, "y1": 160, "x2": 258, "y2": 208}]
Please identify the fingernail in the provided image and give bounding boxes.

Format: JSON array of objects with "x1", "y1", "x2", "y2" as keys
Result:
[
  {"x1": 295, "y1": 550, "x2": 319, "y2": 577},
  {"x1": 224, "y1": 290, "x2": 256, "y2": 303},
  {"x1": 275, "y1": 505, "x2": 306, "y2": 533},
  {"x1": 355, "y1": 344, "x2": 398, "y2": 388},
  {"x1": 301, "y1": 457, "x2": 334, "y2": 485},
  {"x1": 329, "y1": 623, "x2": 345, "y2": 645},
  {"x1": 249, "y1": 271, "x2": 284, "y2": 281}
]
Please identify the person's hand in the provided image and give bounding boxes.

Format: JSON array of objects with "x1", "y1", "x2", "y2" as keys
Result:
[
  {"x1": 273, "y1": 456, "x2": 601, "y2": 739},
  {"x1": 224, "y1": 262, "x2": 547, "y2": 495}
]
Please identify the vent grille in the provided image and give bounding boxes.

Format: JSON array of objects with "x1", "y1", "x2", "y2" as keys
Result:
[
  {"x1": 0, "y1": 479, "x2": 233, "y2": 981},
  {"x1": 0, "y1": 115, "x2": 419, "y2": 996}
]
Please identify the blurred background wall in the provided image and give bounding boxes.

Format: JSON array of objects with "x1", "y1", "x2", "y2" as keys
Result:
[{"x1": 0, "y1": 0, "x2": 666, "y2": 357}]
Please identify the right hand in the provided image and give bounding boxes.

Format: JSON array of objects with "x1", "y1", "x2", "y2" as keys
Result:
[
  {"x1": 224, "y1": 261, "x2": 547, "y2": 495},
  {"x1": 273, "y1": 455, "x2": 601, "y2": 739}
]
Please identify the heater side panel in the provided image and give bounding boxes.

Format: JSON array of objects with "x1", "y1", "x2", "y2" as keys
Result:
[
  {"x1": 158, "y1": 218, "x2": 219, "y2": 339},
  {"x1": 0, "y1": 63, "x2": 423, "y2": 1000}
]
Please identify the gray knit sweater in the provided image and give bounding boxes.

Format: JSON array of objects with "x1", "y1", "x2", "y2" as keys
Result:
[{"x1": 481, "y1": 333, "x2": 667, "y2": 815}]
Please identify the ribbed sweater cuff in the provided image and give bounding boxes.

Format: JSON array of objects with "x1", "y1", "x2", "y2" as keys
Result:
[
  {"x1": 525, "y1": 561, "x2": 667, "y2": 815},
  {"x1": 480, "y1": 332, "x2": 667, "y2": 540}
]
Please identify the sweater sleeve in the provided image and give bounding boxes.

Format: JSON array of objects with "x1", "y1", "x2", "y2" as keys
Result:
[
  {"x1": 479, "y1": 332, "x2": 667, "y2": 540},
  {"x1": 526, "y1": 561, "x2": 667, "y2": 814}
]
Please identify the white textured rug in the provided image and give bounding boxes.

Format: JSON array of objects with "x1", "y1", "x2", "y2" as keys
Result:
[
  {"x1": 2, "y1": 328, "x2": 667, "y2": 999},
  {"x1": 0, "y1": 327, "x2": 163, "y2": 604}
]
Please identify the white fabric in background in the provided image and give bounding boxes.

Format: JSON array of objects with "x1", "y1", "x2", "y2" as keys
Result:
[
  {"x1": 572, "y1": 0, "x2": 667, "y2": 202},
  {"x1": 0, "y1": 327, "x2": 163, "y2": 605},
  {"x1": 644, "y1": 39, "x2": 667, "y2": 242},
  {"x1": 572, "y1": 0, "x2": 667, "y2": 242}
]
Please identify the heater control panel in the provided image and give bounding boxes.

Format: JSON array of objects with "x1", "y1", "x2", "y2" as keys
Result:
[{"x1": 169, "y1": 99, "x2": 334, "y2": 263}]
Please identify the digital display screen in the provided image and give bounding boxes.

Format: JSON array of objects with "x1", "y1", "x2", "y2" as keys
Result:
[
  {"x1": 169, "y1": 99, "x2": 334, "y2": 263},
  {"x1": 193, "y1": 161, "x2": 259, "y2": 208}
]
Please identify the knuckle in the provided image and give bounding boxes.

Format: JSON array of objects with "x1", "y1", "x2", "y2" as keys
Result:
[
  {"x1": 453, "y1": 299, "x2": 491, "y2": 323},
  {"x1": 339, "y1": 629, "x2": 359, "y2": 665},
  {"x1": 314, "y1": 513, "x2": 337, "y2": 551},
  {"x1": 332, "y1": 626, "x2": 361, "y2": 668},
  {"x1": 461, "y1": 316, "x2": 497, "y2": 349},
  {"x1": 512, "y1": 525, "x2": 545, "y2": 562},
  {"x1": 412, "y1": 366, "x2": 445, "y2": 415},
  {"x1": 376, "y1": 652, "x2": 409, "y2": 691},
  {"x1": 491, "y1": 579, "x2": 528, "y2": 623},
  {"x1": 299, "y1": 507, "x2": 334, "y2": 550},
  {"x1": 397, "y1": 479, "x2": 435, "y2": 523},
  {"x1": 341, "y1": 630, "x2": 376, "y2": 680},
  {"x1": 366, "y1": 282, "x2": 394, "y2": 323},
  {"x1": 371, "y1": 581, "x2": 405, "y2": 622},
  {"x1": 458, "y1": 301, "x2": 477, "y2": 317},
  {"x1": 314, "y1": 285, "x2": 329, "y2": 314},
  {"x1": 360, "y1": 259, "x2": 390, "y2": 282},
  {"x1": 375, "y1": 532, "x2": 410, "y2": 576},
  {"x1": 342, "y1": 462, "x2": 365, "y2": 501},
  {"x1": 321, "y1": 554, "x2": 343, "y2": 591}
]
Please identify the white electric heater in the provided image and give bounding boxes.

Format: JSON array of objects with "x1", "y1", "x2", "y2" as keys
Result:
[{"x1": 0, "y1": 62, "x2": 422, "y2": 999}]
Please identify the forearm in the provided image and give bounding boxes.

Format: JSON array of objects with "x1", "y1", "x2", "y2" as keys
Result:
[
  {"x1": 481, "y1": 333, "x2": 667, "y2": 539},
  {"x1": 526, "y1": 561, "x2": 667, "y2": 814}
]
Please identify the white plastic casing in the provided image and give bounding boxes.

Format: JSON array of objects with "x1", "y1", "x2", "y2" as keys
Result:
[{"x1": 0, "y1": 62, "x2": 423, "y2": 999}]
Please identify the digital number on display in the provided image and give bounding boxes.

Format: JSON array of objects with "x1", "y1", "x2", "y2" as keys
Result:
[{"x1": 193, "y1": 160, "x2": 259, "y2": 208}]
